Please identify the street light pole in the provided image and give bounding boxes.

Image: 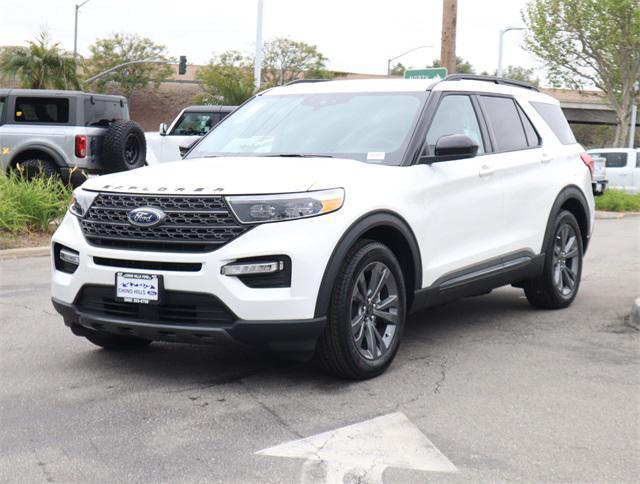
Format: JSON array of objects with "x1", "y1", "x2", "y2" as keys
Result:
[
  {"x1": 387, "y1": 45, "x2": 434, "y2": 76},
  {"x1": 254, "y1": 0, "x2": 264, "y2": 90},
  {"x1": 497, "y1": 26, "x2": 525, "y2": 78},
  {"x1": 73, "y1": 0, "x2": 91, "y2": 57}
]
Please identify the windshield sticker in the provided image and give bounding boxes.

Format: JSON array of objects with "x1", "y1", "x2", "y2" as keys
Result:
[{"x1": 367, "y1": 152, "x2": 386, "y2": 161}]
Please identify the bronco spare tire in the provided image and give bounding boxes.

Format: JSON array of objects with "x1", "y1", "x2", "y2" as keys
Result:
[{"x1": 101, "y1": 120, "x2": 146, "y2": 172}]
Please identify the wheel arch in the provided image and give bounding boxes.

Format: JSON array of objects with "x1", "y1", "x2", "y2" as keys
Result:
[
  {"x1": 314, "y1": 210, "x2": 422, "y2": 319},
  {"x1": 9, "y1": 144, "x2": 67, "y2": 171},
  {"x1": 543, "y1": 185, "x2": 591, "y2": 255}
]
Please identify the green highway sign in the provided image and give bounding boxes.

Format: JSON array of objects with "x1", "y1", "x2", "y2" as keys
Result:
[{"x1": 404, "y1": 67, "x2": 448, "y2": 80}]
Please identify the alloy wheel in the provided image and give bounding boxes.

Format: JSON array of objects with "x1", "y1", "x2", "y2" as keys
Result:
[
  {"x1": 350, "y1": 261, "x2": 400, "y2": 360},
  {"x1": 552, "y1": 223, "x2": 580, "y2": 297}
]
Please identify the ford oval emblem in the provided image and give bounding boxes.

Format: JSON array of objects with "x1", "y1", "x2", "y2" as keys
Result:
[{"x1": 127, "y1": 207, "x2": 166, "y2": 227}]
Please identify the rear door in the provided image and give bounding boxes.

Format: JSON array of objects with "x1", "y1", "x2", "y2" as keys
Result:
[{"x1": 476, "y1": 94, "x2": 548, "y2": 254}]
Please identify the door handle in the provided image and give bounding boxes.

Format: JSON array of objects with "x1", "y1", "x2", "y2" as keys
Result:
[
  {"x1": 540, "y1": 153, "x2": 552, "y2": 164},
  {"x1": 479, "y1": 165, "x2": 494, "y2": 178}
]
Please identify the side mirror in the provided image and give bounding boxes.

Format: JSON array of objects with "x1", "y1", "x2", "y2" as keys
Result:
[
  {"x1": 159, "y1": 123, "x2": 168, "y2": 136},
  {"x1": 421, "y1": 134, "x2": 479, "y2": 163},
  {"x1": 179, "y1": 140, "x2": 197, "y2": 158}
]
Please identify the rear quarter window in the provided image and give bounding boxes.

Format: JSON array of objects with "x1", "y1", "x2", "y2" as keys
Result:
[
  {"x1": 14, "y1": 97, "x2": 69, "y2": 124},
  {"x1": 531, "y1": 101, "x2": 576, "y2": 145}
]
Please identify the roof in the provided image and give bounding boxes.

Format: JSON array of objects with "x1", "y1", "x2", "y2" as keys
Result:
[
  {"x1": 260, "y1": 77, "x2": 557, "y2": 103},
  {"x1": 0, "y1": 88, "x2": 126, "y2": 101},
  {"x1": 263, "y1": 78, "x2": 437, "y2": 95},
  {"x1": 183, "y1": 105, "x2": 237, "y2": 113}
]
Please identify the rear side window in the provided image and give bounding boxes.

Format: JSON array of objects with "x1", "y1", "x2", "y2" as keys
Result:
[
  {"x1": 636, "y1": 151, "x2": 640, "y2": 168},
  {"x1": 14, "y1": 97, "x2": 69, "y2": 124},
  {"x1": 0, "y1": 97, "x2": 5, "y2": 125},
  {"x1": 531, "y1": 101, "x2": 576, "y2": 145},
  {"x1": 590, "y1": 152, "x2": 628, "y2": 168},
  {"x1": 480, "y1": 96, "x2": 528, "y2": 152}
]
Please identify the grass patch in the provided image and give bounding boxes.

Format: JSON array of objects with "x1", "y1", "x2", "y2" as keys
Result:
[
  {"x1": 0, "y1": 171, "x2": 72, "y2": 233},
  {"x1": 595, "y1": 189, "x2": 640, "y2": 212}
]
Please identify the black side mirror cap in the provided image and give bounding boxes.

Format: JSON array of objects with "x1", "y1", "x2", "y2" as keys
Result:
[
  {"x1": 420, "y1": 134, "x2": 479, "y2": 164},
  {"x1": 179, "y1": 140, "x2": 197, "y2": 158}
]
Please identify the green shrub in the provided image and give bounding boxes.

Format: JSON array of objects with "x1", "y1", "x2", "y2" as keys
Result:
[
  {"x1": 0, "y1": 171, "x2": 72, "y2": 233},
  {"x1": 595, "y1": 189, "x2": 640, "y2": 212}
]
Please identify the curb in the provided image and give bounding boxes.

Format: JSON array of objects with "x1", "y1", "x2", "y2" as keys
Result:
[
  {"x1": 0, "y1": 246, "x2": 50, "y2": 260},
  {"x1": 595, "y1": 211, "x2": 640, "y2": 219},
  {"x1": 630, "y1": 298, "x2": 640, "y2": 331}
]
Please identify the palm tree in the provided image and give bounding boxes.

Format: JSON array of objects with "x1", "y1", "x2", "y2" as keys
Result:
[{"x1": 0, "y1": 31, "x2": 82, "y2": 90}]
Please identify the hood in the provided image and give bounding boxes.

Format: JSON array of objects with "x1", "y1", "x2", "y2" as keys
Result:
[{"x1": 81, "y1": 156, "x2": 375, "y2": 195}]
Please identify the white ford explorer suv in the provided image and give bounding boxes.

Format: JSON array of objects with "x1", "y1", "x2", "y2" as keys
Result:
[{"x1": 51, "y1": 75, "x2": 595, "y2": 380}]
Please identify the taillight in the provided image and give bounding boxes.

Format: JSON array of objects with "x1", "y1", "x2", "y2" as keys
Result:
[
  {"x1": 75, "y1": 135, "x2": 87, "y2": 158},
  {"x1": 580, "y1": 153, "x2": 594, "y2": 176}
]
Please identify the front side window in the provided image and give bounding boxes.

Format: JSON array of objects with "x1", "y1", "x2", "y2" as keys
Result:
[
  {"x1": 425, "y1": 94, "x2": 485, "y2": 154},
  {"x1": 636, "y1": 151, "x2": 639, "y2": 168},
  {"x1": 188, "y1": 91, "x2": 428, "y2": 165},
  {"x1": 0, "y1": 97, "x2": 5, "y2": 125},
  {"x1": 480, "y1": 96, "x2": 529, "y2": 152},
  {"x1": 171, "y1": 112, "x2": 218, "y2": 136},
  {"x1": 590, "y1": 152, "x2": 628, "y2": 168},
  {"x1": 14, "y1": 97, "x2": 69, "y2": 124}
]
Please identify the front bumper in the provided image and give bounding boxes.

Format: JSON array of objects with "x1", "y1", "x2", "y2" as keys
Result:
[
  {"x1": 592, "y1": 179, "x2": 608, "y2": 196},
  {"x1": 52, "y1": 297, "x2": 326, "y2": 351}
]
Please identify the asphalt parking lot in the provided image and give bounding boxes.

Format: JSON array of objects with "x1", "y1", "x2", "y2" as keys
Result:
[{"x1": 1, "y1": 216, "x2": 638, "y2": 483}]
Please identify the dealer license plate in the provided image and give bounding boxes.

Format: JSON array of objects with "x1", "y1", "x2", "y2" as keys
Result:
[{"x1": 115, "y1": 272, "x2": 160, "y2": 304}]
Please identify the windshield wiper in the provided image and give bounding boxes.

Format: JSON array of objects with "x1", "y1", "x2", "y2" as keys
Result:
[{"x1": 257, "y1": 153, "x2": 335, "y2": 158}]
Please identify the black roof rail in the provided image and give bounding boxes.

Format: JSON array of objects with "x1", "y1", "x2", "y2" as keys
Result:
[
  {"x1": 443, "y1": 74, "x2": 540, "y2": 92},
  {"x1": 284, "y1": 79, "x2": 331, "y2": 86}
]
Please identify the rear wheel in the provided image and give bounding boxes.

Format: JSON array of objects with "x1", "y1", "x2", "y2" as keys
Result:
[
  {"x1": 83, "y1": 330, "x2": 152, "y2": 350},
  {"x1": 524, "y1": 210, "x2": 583, "y2": 309},
  {"x1": 17, "y1": 159, "x2": 58, "y2": 180},
  {"x1": 316, "y1": 240, "x2": 406, "y2": 379}
]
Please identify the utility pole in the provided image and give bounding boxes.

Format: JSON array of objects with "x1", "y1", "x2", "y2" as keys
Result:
[
  {"x1": 497, "y1": 27, "x2": 526, "y2": 78},
  {"x1": 73, "y1": 0, "x2": 91, "y2": 57},
  {"x1": 254, "y1": 0, "x2": 264, "y2": 90},
  {"x1": 440, "y1": 0, "x2": 457, "y2": 74}
]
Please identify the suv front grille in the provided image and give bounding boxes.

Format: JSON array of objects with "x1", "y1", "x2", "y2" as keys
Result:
[
  {"x1": 80, "y1": 193, "x2": 249, "y2": 252},
  {"x1": 76, "y1": 285, "x2": 235, "y2": 326}
]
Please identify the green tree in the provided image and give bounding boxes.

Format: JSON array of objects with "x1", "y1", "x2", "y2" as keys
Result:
[
  {"x1": 496, "y1": 65, "x2": 540, "y2": 86},
  {"x1": 262, "y1": 38, "x2": 332, "y2": 86},
  {"x1": 390, "y1": 62, "x2": 406, "y2": 76},
  {"x1": 196, "y1": 51, "x2": 256, "y2": 105},
  {"x1": 86, "y1": 33, "x2": 173, "y2": 99},
  {"x1": 523, "y1": 0, "x2": 640, "y2": 146},
  {"x1": 429, "y1": 56, "x2": 475, "y2": 74},
  {"x1": 0, "y1": 31, "x2": 81, "y2": 89}
]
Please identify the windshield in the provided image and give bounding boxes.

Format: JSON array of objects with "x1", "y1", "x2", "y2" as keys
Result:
[{"x1": 187, "y1": 91, "x2": 428, "y2": 165}]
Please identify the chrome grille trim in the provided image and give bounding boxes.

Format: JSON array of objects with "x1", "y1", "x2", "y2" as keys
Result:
[{"x1": 79, "y1": 193, "x2": 249, "y2": 252}]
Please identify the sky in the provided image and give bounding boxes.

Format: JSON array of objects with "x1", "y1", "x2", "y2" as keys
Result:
[{"x1": 0, "y1": 0, "x2": 543, "y2": 79}]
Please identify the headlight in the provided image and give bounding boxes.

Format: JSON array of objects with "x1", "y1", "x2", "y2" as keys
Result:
[
  {"x1": 69, "y1": 188, "x2": 99, "y2": 217},
  {"x1": 226, "y1": 188, "x2": 344, "y2": 224}
]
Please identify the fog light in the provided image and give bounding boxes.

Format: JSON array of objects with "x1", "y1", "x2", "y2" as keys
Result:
[
  {"x1": 59, "y1": 248, "x2": 80, "y2": 266},
  {"x1": 221, "y1": 261, "x2": 283, "y2": 276}
]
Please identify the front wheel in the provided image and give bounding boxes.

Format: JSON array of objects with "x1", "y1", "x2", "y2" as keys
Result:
[
  {"x1": 316, "y1": 240, "x2": 406, "y2": 379},
  {"x1": 524, "y1": 210, "x2": 583, "y2": 309}
]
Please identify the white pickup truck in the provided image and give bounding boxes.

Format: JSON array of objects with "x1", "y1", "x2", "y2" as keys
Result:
[
  {"x1": 588, "y1": 148, "x2": 639, "y2": 193},
  {"x1": 145, "y1": 105, "x2": 235, "y2": 164}
]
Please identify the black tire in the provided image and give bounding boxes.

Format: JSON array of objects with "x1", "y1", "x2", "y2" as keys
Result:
[
  {"x1": 524, "y1": 210, "x2": 583, "y2": 309},
  {"x1": 101, "y1": 120, "x2": 147, "y2": 172},
  {"x1": 83, "y1": 330, "x2": 152, "y2": 350},
  {"x1": 315, "y1": 240, "x2": 406, "y2": 380},
  {"x1": 17, "y1": 159, "x2": 59, "y2": 180}
]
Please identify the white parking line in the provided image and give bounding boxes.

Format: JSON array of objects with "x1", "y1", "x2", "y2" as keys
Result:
[{"x1": 257, "y1": 412, "x2": 457, "y2": 483}]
